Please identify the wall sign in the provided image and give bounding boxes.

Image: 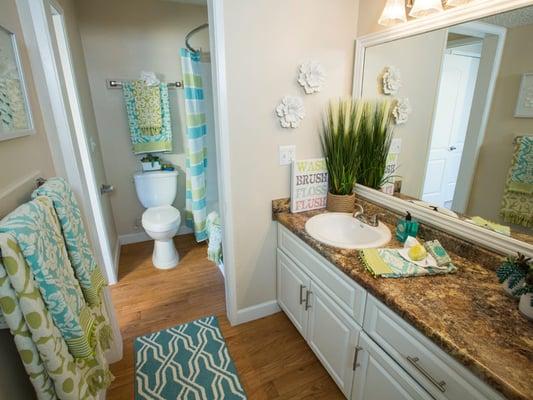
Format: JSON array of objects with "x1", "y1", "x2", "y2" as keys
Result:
[{"x1": 291, "y1": 158, "x2": 328, "y2": 213}]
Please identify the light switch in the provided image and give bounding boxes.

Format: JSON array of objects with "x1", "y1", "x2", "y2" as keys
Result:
[
  {"x1": 279, "y1": 145, "x2": 296, "y2": 166},
  {"x1": 390, "y1": 138, "x2": 402, "y2": 154}
]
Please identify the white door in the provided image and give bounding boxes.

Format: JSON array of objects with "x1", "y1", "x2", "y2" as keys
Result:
[
  {"x1": 277, "y1": 250, "x2": 310, "y2": 337},
  {"x1": 422, "y1": 53, "x2": 479, "y2": 209},
  {"x1": 352, "y1": 333, "x2": 433, "y2": 400},
  {"x1": 22, "y1": 0, "x2": 119, "y2": 283},
  {"x1": 306, "y1": 281, "x2": 360, "y2": 397}
]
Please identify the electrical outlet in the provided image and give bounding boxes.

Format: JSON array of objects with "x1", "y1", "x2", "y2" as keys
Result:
[
  {"x1": 390, "y1": 138, "x2": 402, "y2": 154},
  {"x1": 279, "y1": 145, "x2": 296, "y2": 166}
]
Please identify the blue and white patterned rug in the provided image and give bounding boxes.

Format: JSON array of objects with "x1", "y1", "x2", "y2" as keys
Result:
[{"x1": 135, "y1": 316, "x2": 247, "y2": 399}]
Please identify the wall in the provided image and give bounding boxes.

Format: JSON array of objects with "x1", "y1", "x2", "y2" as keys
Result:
[
  {"x1": 361, "y1": 30, "x2": 448, "y2": 197},
  {"x1": 76, "y1": 0, "x2": 213, "y2": 238},
  {"x1": 467, "y1": 24, "x2": 533, "y2": 224},
  {"x1": 223, "y1": 0, "x2": 359, "y2": 309}
]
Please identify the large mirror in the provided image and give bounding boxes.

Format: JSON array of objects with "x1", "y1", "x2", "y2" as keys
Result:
[{"x1": 357, "y1": 5, "x2": 533, "y2": 245}]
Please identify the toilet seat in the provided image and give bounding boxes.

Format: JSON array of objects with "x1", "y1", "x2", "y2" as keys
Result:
[{"x1": 142, "y1": 205, "x2": 181, "y2": 232}]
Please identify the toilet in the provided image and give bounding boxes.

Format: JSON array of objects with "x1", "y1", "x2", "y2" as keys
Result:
[{"x1": 133, "y1": 170, "x2": 181, "y2": 269}]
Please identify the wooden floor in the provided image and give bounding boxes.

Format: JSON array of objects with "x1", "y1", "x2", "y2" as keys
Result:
[{"x1": 107, "y1": 234, "x2": 343, "y2": 399}]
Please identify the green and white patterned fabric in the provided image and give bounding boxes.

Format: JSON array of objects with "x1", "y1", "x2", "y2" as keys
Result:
[
  {"x1": 0, "y1": 233, "x2": 113, "y2": 399},
  {"x1": 206, "y1": 211, "x2": 223, "y2": 265},
  {"x1": 123, "y1": 81, "x2": 172, "y2": 154},
  {"x1": 501, "y1": 136, "x2": 533, "y2": 227},
  {"x1": 0, "y1": 197, "x2": 95, "y2": 359},
  {"x1": 135, "y1": 316, "x2": 246, "y2": 399},
  {"x1": 181, "y1": 48, "x2": 208, "y2": 242},
  {"x1": 360, "y1": 248, "x2": 457, "y2": 278},
  {"x1": 32, "y1": 178, "x2": 106, "y2": 307}
]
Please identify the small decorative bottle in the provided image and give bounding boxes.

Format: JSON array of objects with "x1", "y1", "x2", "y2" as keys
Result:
[{"x1": 396, "y1": 211, "x2": 419, "y2": 243}]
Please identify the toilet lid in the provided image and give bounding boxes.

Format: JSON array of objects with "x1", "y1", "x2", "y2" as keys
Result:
[{"x1": 142, "y1": 205, "x2": 181, "y2": 232}]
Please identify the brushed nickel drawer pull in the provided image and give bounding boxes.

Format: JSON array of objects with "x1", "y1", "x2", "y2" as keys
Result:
[
  {"x1": 299, "y1": 284, "x2": 306, "y2": 305},
  {"x1": 406, "y1": 356, "x2": 447, "y2": 393},
  {"x1": 353, "y1": 346, "x2": 363, "y2": 370},
  {"x1": 305, "y1": 290, "x2": 312, "y2": 310}
]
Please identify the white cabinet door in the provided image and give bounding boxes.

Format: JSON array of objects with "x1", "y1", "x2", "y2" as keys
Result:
[
  {"x1": 277, "y1": 250, "x2": 311, "y2": 337},
  {"x1": 352, "y1": 333, "x2": 433, "y2": 400},
  {"x1": 306, "y1": 281, "x2": 360, "y2": 397}
]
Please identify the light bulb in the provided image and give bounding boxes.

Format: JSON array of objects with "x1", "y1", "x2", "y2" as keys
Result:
[
  {"x1": 378, "y1": 0, "x2": 407, "y2": 26},
  {"x1": 409, "y1": 0, "x2": 444, "y2": 18}
]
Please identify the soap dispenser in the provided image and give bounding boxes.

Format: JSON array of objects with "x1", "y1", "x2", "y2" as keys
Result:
[{"x1": 396, "y1": 211, "x2": 419, "y2": 243}]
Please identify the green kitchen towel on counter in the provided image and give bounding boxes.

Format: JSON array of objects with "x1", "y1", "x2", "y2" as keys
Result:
[{"x1": 360, "y1": 248, "x2": 457, "y2": 278}]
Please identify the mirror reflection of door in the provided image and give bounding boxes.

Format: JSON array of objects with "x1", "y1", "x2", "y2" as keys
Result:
[{"x1": 422, "y1": 40, "x2": 481, "y2": 209}]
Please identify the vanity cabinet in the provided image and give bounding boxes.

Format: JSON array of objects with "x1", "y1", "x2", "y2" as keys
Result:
[{"x1": 276, "y1": 224, "x2": 504, "y2": 400}]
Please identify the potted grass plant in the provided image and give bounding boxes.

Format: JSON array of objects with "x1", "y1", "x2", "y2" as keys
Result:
[
  {"x1": 496, "y1": 253, "x2": 531, "y2": 297},
  {"x1": 320, "y1": 99, "x2": 360, "y2": 212},
  {"x1": 355, "y1": 101, "x2": 395, "y2": 189},
  {"x1": 513, "y1": 266, "x2": 533, "y2": 320}
]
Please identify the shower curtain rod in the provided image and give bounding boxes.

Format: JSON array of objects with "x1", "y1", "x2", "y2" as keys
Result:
[{"x1": 185, "y1": 23, "x2": 209, "y2": 53}]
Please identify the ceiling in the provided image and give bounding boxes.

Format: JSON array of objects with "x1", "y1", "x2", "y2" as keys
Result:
[{"x1": 482, "y1": 6, "x2": 533, "y2": 28}]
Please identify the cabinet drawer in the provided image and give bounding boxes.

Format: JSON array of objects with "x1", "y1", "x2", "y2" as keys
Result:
[
  {"x1": 278, "y1": 224, "x2": 366, "y2": 325},
  {"x1": 364, "y1": 295, "x2": 504, "y2": 400}
]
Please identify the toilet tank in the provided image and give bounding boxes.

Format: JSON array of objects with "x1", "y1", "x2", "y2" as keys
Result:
[{"x1": 134, "y1": 170, "x2": 179, "y2": 208}]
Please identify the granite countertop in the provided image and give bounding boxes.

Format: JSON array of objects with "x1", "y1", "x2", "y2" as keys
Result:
[{"x1": 272, "y1": 199, "x2": 533, "y2": 400}]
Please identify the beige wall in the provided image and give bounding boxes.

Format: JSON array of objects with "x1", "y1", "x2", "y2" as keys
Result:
[
  {"x1": 467, "y1": 24, "x2": 533, "y2": 225},
  {"x1": 76, "y1": 0, "x2": 210, "y2": 237},
  {"x1": 223, "y1": 0, "x2": 359, "y2": 309},
  {"x1": 361, "y1": 30, "x2": 447, "y2": 197}
]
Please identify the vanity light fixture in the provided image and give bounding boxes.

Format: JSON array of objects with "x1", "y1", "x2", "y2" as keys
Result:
[
  {"x1": 378, "y1": 0, "x2": 408, "y2": 26},
  {"x1": 409, "y1": 0, "x2": 444, "y2": 17}
]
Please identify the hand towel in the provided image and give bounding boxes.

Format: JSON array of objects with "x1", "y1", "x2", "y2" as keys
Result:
[
  {"x1": 32, "y1": 178, "x2": 107, "y2": 307},
  {"x1": 0, "y1": 197, "x2": 96, "y2": 359},
  {"x1": 468, "y1": 216, "x2": 511, "y2": 236},
  {"x1": 131, "y1": 80, "x2": 162, "y2": 135},
  {"x1": 360, "y1": 247, "x2": 457, "y2": 278},
  {"x1": 0, "y1": 233, "x2": 113, "y2": 399},
  {"x1": 501, "y1": 136, "x2": 533, "y2": 227},
  {"x1": 206, "y1": 211, "x2": 222, "y2": 265},
  {"x1": 123, "y1": 81, "x2": 172, "y2": 154}
]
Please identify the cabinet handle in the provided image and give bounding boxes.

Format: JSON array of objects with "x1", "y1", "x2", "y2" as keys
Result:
[
  {"x1": 352, "y1": 346, "x2": 363, "y2": 370},
  {"x1": 299, "y1": 285, "x2": 306, "y2": 305},
  {"x1": 304, "y1": 290, "x2": 312, "y2": 310},
  {"x1": 406, "y1": 356, "x2": 447, "y2": 393}
]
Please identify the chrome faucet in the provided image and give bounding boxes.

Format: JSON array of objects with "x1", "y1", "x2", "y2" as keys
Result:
[{"x1": 353, "y1": 204, "x2": 383, "y2": 227}]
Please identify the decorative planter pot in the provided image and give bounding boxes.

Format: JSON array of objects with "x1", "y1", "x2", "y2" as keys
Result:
[
  {"x1": 518, "y1": 293, "x2": 533, "y2": 320},
  {"x1": 326, "y1": 192, "x2": 355, "y2": 213},
  {"x1": 501, "y1": 277, "x2": 525, "y2": 298}
]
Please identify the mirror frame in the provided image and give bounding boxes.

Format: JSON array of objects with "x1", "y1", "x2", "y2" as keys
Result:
[{"x1": 353, "y1": 0, "x2": 533, "y2": 257}]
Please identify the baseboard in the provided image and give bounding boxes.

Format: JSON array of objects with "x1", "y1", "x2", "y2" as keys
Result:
[
  {"x1": 233, "y1": 300, "x2": 280, "y2": 325},
  {"x1": 118, "y1": 225, "x2": 194, "y2": 246}
]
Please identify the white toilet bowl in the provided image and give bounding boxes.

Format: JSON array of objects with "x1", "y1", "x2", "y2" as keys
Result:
[{"x1": 142, "y1": 205, "x2": 181, "y2": 269}]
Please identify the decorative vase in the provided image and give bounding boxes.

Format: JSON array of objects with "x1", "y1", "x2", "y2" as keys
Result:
[
  {"x1": 518, "y1": 293, "x2": 533, "y2": 320},
  {"x1": 326, "y1": 192, "x2": 355, "y2": 213},
  {"x1": 501, "y1": 277, "x2": 525, "y2": 298}
]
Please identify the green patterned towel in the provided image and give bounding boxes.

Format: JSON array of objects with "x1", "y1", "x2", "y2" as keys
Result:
[
  {"x1": 131, "y1": 80, "x2": 162, "y2": 135},
  {"x1": 123, "y1": 81, "x2": 172, "y2": 153},
  {"x1": 0, "y1": 197, "x2": 96, "y2": 359},
  {"x1": 32, "y1": 178, "x2": 106, "y2": 307},
  {"x1": 0, "y1": 233, "x2": 112, "y2": 399},
  {"x1": 501, "y1": 136, "x2": 533, "y2": 227},
  {"x1": 360, "y1": 248, "x2": 457, "y2": 278}
]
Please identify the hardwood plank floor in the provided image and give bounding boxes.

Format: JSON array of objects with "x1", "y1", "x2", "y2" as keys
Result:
[{"x1": 107, "y1": 234, "x2": 344, "y2": 399}]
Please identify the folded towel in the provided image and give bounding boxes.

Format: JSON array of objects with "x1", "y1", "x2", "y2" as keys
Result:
[
  {"x1": 501, "y1": 136, "x2": 533, "y2": 227},
  {"x1": 468, "y1": 216, "x2": 511, "y2": 236},
  {"x1": 360, "y1": 247, "x2": 456, "y2": 278},
  {"x1": 0, "y1": 197, "x2": 96, "y2": 359},
  {"x1": 423, "y1": 240, "x2": 453, "y2": 267},
  {"x1": 32, "y1": 178, "x2": 107, "y2": 307},
  {"x1": 131, "y1": 80, "x2": 162, "y2": 135},
  {"x1": 206, "y1": 211, "x2": 222, "y2": 265},
  {"x1": 123, "y1": 81, "x2": 172, "y2": 154}
]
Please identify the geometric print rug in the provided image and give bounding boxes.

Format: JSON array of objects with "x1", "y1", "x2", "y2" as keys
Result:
[{"x1": 135, "y1": 316, "x2": 247, "y2": 399}]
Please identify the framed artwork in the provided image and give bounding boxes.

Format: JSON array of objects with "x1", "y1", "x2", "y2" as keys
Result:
[
  {"x1": 0, "y1": 25, "x2": 33, "y2": 141},
  {"x1": 515, "y1": 72, "x2": 533, "y2": 118}
]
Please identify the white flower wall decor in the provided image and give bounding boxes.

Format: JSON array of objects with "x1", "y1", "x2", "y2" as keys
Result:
[
  {"x1": 393, "y1": 98, "x2": 412, "y2": 125},
  {"x1": 276, "y1": 96, "x2": 305, "y2": 128},
  {"x1": 297, "y1": 61, "x2": 326, "y2": 94},
  {"x1": 382, "y1": 66, "x2": 402, "y2": 95}
]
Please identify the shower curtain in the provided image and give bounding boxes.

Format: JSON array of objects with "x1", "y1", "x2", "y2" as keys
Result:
[{"x1": 181, "y1": 49, "x2": 208, "y2": 242}]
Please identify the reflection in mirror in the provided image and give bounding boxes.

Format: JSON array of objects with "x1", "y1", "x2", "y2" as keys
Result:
[{"x1": 360, "y1": 6, "x2": 533, "y2": 244}]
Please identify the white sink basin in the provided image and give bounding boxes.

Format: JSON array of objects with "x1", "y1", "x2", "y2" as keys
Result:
[{"x1": 305, "y1": 212, "x2": 391, "y2": 249}]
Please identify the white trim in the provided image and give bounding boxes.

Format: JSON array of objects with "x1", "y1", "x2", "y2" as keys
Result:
[
  {"x1": 207, "y1": 0, "x2": 239, "y2": 326},
  {"x1": 355, "y1": 185, "x2": 533, "y2": 257},
  {"x1": 112, "y1": 238, "x2": 120, "y2": 281},
  {"x1": 234, "y1": 301, "x2": 281, "y2": 326},
  {"x1": 118, "y1": 231, "x2": 151, "y2": 246},
  {"x1": 352, "y1": 0, "x2": 533, "y2": 258}
]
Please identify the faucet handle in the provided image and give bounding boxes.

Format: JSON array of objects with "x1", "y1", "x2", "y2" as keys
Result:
[{"x1": 369, "y1": 213, "x2": 385, "y2": 226}]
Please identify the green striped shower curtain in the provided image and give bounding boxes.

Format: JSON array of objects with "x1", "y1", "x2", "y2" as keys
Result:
[{"x1": 181, "y1": 49, "x2": 208, "y2": 242}]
